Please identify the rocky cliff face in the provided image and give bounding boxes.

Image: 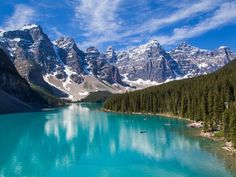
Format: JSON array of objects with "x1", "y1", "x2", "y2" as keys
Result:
[
  {"x1": 169, "y1": 43, "x2": 236, "y2": 76},
  {"x1": 54, "y1": 37, "x2": 85, "y2": 84},
  {"x1": 116, "y1": 40, "x2": 182, "y2": 83},
  {"x1": 85, "y1": 46, "x2": 123, "y2": 85},
  {"x1": 104, "y1": 46, "x2": 117, "y2": 63},
  {"x1": 2, "y1": 24, "x2": 60, "y2": 73},
  {"x1": 116, "y1": 41, "x2": 236, "y2": 87},
  {"x1": 0, "y1": 24, "x2": 67, "y2": 97}
]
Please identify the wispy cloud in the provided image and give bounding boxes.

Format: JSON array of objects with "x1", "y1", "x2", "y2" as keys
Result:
[
  {"x1": 49, "y1": 27, "x2": 65, "y2": 39},
  {"x1": 73, "y1": 0, "x2": 121, "y2": 34},
  {"x1": 157, "y1": 1, "x2": 236, "y2": 45},
  {"x1": 68, "y1": 0, "x2": 122, "y2": 48},
  {"x1": 2, "y1": 1, "x2": 234, "y2": 50},
  {"x1": 3, "y1": 4, "x2": 37, "y2": 30},
  {"x1": 70, "y1": 0, "x2": 232, "y2": 49},
  {"x1": 133, "y1": 0, "x2": 222, "y2": 34}
]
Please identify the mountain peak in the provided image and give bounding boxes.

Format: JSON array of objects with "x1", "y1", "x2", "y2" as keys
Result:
[
  {"x1": 0, "y1": 29, "x2": 5, "y2": 35},
  {"x1": 173, "y1": 42, "x2": 206, "y2": 53},
  {"x1": 19, "y1": 24, "x2": 41, "y2": 31},
  {"x1": 178, "y1": 42, "x2": 198, "y2": 49},
  {"x1": 218, "y1": 46, "x2": 230, "y2": 50},
  {"x1": 130, "y1": 40, "x2": 162, "y2": 54},
  {"x1": 147, "y1": 39, "x2": 160, "y2": 46},
  {"x1": 86, "y1": 46, "x2": 99, "y2": 53},
  {"x1": 178, "y1": 42, "x2": 190, "y2": 47},
  {"x1": 106, "y1": 45, "x2": 114, "y2": 52},
  {"x1": 54, "y1": 37, "x2": 76, "y2": 49}
]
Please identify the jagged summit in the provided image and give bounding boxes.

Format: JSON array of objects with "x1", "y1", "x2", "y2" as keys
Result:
[
  {"x1": 170, "y1": 42, "x2": 236, "y2": 76},
  {"x1": 86, "y1": 46, "x2": 99, "y2": 53},
  {"x1": 54, "y1": 37, "x2": 77, "y2": 49},
  {"x1": 116, "y1": 40, "x2": 182, "y2": 83},
  {"x1": 173, "y1": 42, "x2": 208, "y2": 53},
  {"x1": 147, "y1": 39, "x2": 160, "y2": 45},
  {"x1": 104, "y1": 46, "x2": 117, "y2": 63},
  {"x1": 136, "y1": 39, "x2": 161, "y2": 50},
  {"x1": 106, "y1": 45, "x2": 115, "y2": 52}
]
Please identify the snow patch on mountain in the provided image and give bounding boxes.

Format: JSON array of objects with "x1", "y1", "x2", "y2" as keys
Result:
[{"x1": 20, "y1": 24, "x2": 39, "y2": 30}]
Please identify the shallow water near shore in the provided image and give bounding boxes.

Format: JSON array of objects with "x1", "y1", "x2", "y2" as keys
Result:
[{"x1": 0, "y1": 103, "x2": 235, "y2": 177}]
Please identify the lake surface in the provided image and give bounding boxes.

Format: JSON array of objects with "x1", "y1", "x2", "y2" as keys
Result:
[{"x1": 0, "y1": 103, "x2": 235, "y2": 177}]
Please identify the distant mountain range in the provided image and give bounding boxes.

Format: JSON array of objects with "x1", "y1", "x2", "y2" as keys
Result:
[{"x1": 0, "y1": 24, "x2": 235, "y2": 101}]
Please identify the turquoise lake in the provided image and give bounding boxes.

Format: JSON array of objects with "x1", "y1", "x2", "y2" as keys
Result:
[{"x1": 0, "y1": 103, "x2": 236, "y2": 177}]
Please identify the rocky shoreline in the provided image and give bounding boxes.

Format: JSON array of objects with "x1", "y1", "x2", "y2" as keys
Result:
[{"x1": 200, "y1": 131, "x2": 236, "y2": 156}]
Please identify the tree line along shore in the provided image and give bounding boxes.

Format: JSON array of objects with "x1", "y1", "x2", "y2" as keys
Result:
[{"x1": 103, "y1": 59, "x2": 236, "y2": 148}]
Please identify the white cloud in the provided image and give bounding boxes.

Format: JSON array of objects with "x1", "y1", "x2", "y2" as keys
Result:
[
  {"x1": 138, "y1": 0, "x2": 222, "y2": 33},
  {"x1": 74, "y1": 0, "x2": 121, "y2": 35},
  {"x1": 50, "y1": 27, "x2": 65, "y2": 39},
  {"x1": 4, "y1": 4, "x2": 36, "y2": 30},
  {"x1": 1, "y1": 0, "x2": 235, "y2": 50},
  {"x1": 69, "y1": 0, "x2": 122, "y2": 49},
  {"x1": 71, "y1": 0, "x2": 231, "y2": 49},
  {"x1": 157, "y1": 1, "x2": 236, "y2": 45}
]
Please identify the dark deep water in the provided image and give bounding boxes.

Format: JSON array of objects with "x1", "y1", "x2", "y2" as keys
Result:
[{"x1": 0, "y1": 103, "x2": 235, "y2": 177}]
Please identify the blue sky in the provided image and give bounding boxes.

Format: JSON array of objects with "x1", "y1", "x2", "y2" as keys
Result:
[{"x1": 0, "y1": 0, "x2": 236, "y2": 51}]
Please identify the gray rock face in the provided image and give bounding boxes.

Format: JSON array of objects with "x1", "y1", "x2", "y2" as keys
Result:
[
  {"x1": 3, "y1": 24, "x2": 61, "y2": 74},
  {"x1": 54, "y1": 37, "x2": 85, "y2": 84},
  {"x1": 0, "y1": 25, "x2": 68, "y2": 97},
  {"x1": 116, "y1": 40, "x2": 182, "y2": 82},
  {"x1": 104, "y1": 46, "x2": 117, "y2": 63},
  {"x1": 85, "y1": 46, "x2": 123, "y2": 85},
  {"x1": 100, "y1": 64, "x2": 122, "y2": 84},
  {"x1": 116, "y1": 41, "x2": 236, "y2": 84},
  {"x1": 85, "y1": 46, "x2": 100, "y2": 61},
  {"x1": 54, "y1": 37, "x2": 85, "y2": 74},
  {"x1": 170, "y1": 43, "x2": 236, "y2": 76}
]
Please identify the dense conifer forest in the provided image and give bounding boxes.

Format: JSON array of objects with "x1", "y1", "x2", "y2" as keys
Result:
[{"x1": 103, "y1": 59, "x2": 236, "y2": 146}]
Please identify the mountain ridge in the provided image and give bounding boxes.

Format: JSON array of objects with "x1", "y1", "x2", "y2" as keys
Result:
[{"x1": 0, "y1": 24, "x2": 235, "y2": 101}]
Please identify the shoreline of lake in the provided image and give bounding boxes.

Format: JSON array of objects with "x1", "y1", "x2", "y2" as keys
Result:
[{"x1": 103, "y1": 108, "x2": 236, "y2": 157}]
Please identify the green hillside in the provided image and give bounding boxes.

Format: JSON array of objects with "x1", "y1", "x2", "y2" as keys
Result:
[
  {"x1": 103, "y1": 59, "x2": 236, "y2": 146},
  {"x1": 80, "y1": 91, "x2": 112, "y2": 103}
]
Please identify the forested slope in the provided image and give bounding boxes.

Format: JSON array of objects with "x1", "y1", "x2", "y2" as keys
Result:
[{"x1": 103, "y1": 59, "x2": 236, "y2": 146}]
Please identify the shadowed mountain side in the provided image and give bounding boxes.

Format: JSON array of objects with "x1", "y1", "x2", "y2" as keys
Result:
[
  {"x1": 0, "y1": 48, "x2": 65, "y2": 114},
  {"x1": 0, "y1": 89, "x2": 33, "y2": 114}
]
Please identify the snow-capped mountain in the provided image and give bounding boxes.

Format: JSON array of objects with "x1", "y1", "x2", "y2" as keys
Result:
[
  {"x1": 116, "y1": 40, "x2": 235, "y2": 87},
  {"x1": 170, "y1": 42, "x2": 236, "y2": 76},
  {"x1": 116, "y1": 40, "x2": 182, "y2": 87},
  {"x1": 0, "y1": 24, "x2": 67, "y2": 98},
  {"x1": 0, "y1": 24, "x2": 126, "y2": 100},
  {"x1": 0, "y1": 24, "x2": 235, "y2": 101}
]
